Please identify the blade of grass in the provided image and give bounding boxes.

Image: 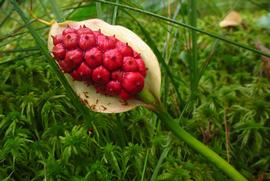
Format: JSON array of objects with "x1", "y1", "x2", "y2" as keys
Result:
[
  {"x1": 162, "y1": 2, "x2": 181, "y2": 108},
  {"x1": 0, "y1": 52, "x2": 41, "y2": 65},
  {"x1": 48, "y1": 0, "x2": 65, "y2": 22},
  {"x1": 111, "y1": 0, "x2": 119, "y2": 25},
  {"x1": 96, "y1": 2, "x2": 103, "y2": 19},
  {"x1": 0, "y1": 47, "x2": 39, "y2": 54},
  {"x1": 94, "y1": 0, "x2": 270, "y2": 58},
  {"x1": 10, "y1": 0, "x2": 93, "y2": 121},
  {"x1": 150, "y1": 144, "x2": 171, "y2": 181},
  {"x1": 140, "y1": 149, "x2": 149, "y2": 181},
  {"x1": 188, "y1": 0, "x2": 199, "y2": 98}
]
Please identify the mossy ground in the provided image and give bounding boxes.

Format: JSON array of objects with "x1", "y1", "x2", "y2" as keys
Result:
[{"x1": 0, "y1": 1, "x2": 270, "y2": 180}]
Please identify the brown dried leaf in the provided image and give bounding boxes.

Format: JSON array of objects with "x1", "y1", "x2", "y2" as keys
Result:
[{"x1": 219, "y1": 11, "x2": 242, "y2": 28}]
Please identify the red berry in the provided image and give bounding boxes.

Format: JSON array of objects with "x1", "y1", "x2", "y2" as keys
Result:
[
  {"x1": 103, "y1": 49, "x2": 123, "y2": 71},
  {"x1": 94, "y1": 84, "x2": 106, "y2": 94},
  {"x1": 111, "y1": 70, "x2": 123, "y2": 82},
  {"x1": 133, "y1": 51, "x2": 141, "y2": 58},
  {"x1": 52, "y1": 35, "x2": 63, "y2": 45},
  {"x1": 52, "y1": 44, "x2": 65, "y2": 60},
  {"x1": 58, "y1": 60, "x2": 74, "y2": 73},
  {"x1": 77, "y1": 25, "x2": 92, "y2": 34},
  {"x1": 116, "y1": 41, "x2": 133, "y2": 57},
  {"x1": 93, "y1": 29, "x2": 102, "y2": 37},
  {"x1": 62, "y1": 26, "x2": 76, "y2": 35},
  {"x1": 76, "y1": 62, "x2": 92, "y2": 80},
  {"x1": 119, "y1": 90, "x2": 131, "y2": 100},
  {"x1": 92, "y1": 66, "x2": 110, "y2": 85},
  {"x1": 63, "y1": 33, "x2": 79, "y2": 49},
  {"x1": 106, "y1": 81, "x2": 121, "y2": 96},
  {"x1": 135, "y1": 58, "x2": 147, "y2": 77},
  {"x1": 71, "y1": 70, "x2": 81, "y2": 80},
  {"x1": 79, "y1": 33, "x2": 96, "y2": 50},
  {"x1": 121, "y1": 72, "x2": 144, "y2": 95},
  {"x1": 65, "y1": 49, "x2": 83, "y2": 67},
  {"x1": 122, "y1": 57, "x2": 138, "y2": 72},
  {"x1": 97, "y1": 35, "x2": 116, "y2": 50},
  {"x1": 85, "y1": 47, "x2": 103, "y2": 68}
]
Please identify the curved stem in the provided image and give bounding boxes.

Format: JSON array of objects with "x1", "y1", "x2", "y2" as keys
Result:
[{"x1": 155, "y1": 104, "x2": 247, "y2": 181}]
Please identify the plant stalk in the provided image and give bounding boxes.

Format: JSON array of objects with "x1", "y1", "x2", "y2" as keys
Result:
[{"x1": 154, "y1": 104, "x2": 247, "y2": 181}]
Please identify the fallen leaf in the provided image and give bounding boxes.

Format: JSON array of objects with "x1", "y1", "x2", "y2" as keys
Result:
[
  {"x1": 219, "y1": 11, "x2": 242, "y2": 28},
  {"x1": 255, "y1": 40, "x2": 270, "y2": 79}
]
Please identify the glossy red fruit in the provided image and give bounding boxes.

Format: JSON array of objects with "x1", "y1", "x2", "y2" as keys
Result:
[
  {"x1": 103, "y1": 49, "x2": 123, "y2": 71},
  {"x1": 93, "y1": 29, "x2": 102, "y2": 37},
  {"x1": 71, "y1": 70, "x2": 81, "y2": 80},
  {"x1": 58, "y1": 59, "x2": 74, "y2": 73},
  {"x1": 52, "y1": 35, "x2": 63, "y2": 45},
  {"x1": 111, "y1": 70, "x2": 123, "y2": 82},
  {"x1": 52, "y1": 43, "x2": 65, "y2": 60},
  {"x1": 92, "y1": 66, "x2": 110, "y2": 85},
  {"x1": 85, "y1": 47, "x2": 103, "y2": 68},
  {"x1": 76, "y1": 62, "x2": 92, "y2": 80},
  {"x1": 119, "y1": 90, "x2": 131, "y2": 100},
  {"x1": 77, "y1": 25, "x2": 92, "y2": 34},
  {"x1": 133, "y1": 51, "x2": 141, "y2": 58},
  {"x1": 63, "y1": 33, "x2": 79, "y2": 49},
  {"x1": 79, "y1": 33, "x2": 95, "y2": 50},
  {"x1": 97, "y1": 35, "x2": 116, "y2": 50},
  {"x1": 94, "y1": 84, "x2": 106, "y2": 94},
  {"x1": 51, "y1": 24, "x2": 149, "y2": 101},
  {"x1": 62, "y1": 26, "x2": 76, "y2": 35},
  {"x1": 116, "y1": 41, "x2": 133, "y2": 57},
  {"x1": 106, "y1": 81, "x2": 121, "y2": 96},
  {"x1": 122, "y1": 72, "x2": 144, "y2": 95},
  {"x1": 135, "y1": 58, "x2": 147, "y2": 77},
  {"x1": 122, "y1": 57, "x2": 138, "y2": 72},
  {"x1": 65, "y1": 49, "x2": 83, "y2": 67}
]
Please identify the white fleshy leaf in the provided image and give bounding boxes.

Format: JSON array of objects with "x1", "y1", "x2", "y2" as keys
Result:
[{"x1": 48, "y1": 19, "x2": 161, "y2": 113}]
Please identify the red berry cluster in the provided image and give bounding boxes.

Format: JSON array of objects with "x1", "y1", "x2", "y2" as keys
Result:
[{"x1": 52, "y1": 25, "x2": 147, "y2": 100}]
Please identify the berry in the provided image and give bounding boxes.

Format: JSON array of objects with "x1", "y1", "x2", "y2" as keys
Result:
[
  {"x1": 97, "y1": 35, "x2": 116, "y2": 50},
  {"x1": 79, "y1": 33, "x2": 95, "y2": 50},
  {"x1": 85, "y1": 47, "x2": 103, "y2": 68},
  {"x1": 106, "y1": 81, "x2": 121, "y2": 96},
  {"x1": 52, "y1": 43, "x2": 65, "y2": 60},
  {"x1": 133, "y1": 51, "x2": 141, "y2": 58},
  {"x1": 92, "y1": 66, "x2": 110, "y2": 85},
  {"x1": 135, "y1": 58, "x2": 147, "y2": 77},
  {"x1": 71, "y1": 70, "x2": 81, "y2": 80},
  {"x1": 58, "y1": 59, "x2": 74, "y2": 73},
  {"x1": 116, "y1": 42, "x2": 133, "y2": 57},
  {"x1": 62, "y1": 26, "x2": 76, "y2": 35},
  {"x1": 103, "y1": 49, "x2": 123, "y2": 71},
  {"x1": 121, "y1": 72, "x2": 144, "y2": 95},
  {"x1": 76, "y1": 62, "x2": 92, "y2": 80},
  {"x1": 52, "y1": 25, "x2": 148, "y2": 100},
  {"x1": 111, "y1": 70, "x2": 123, "y2": 82},
  {"x1": 77, "y1": 25, "x2": 92, "y2": 34},
  {"x1": 119, "y1": 90, "x2": 131, "y2": 100},
  {"x1": 52, "y1": 35, "x2": 63, "y2": 45},
  {"x1": 63, "y1": 33, "x2": 79, "y2": 49},
  {"x1": 65, "y1": 49, "x2": 83, "y2": 67},
  {"x1": 93, "y1": 29, "x2": 102, "y2": 37},
  {"x1": 122, "y1": 57, "x2": 138, "y2": 72}
]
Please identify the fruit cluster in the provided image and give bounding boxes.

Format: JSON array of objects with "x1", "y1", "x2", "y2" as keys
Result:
[{"x1": 52, "y1": 25, "x2": 147, "y2": 100}]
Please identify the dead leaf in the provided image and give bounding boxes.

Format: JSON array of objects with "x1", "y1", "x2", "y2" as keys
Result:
[
  {"x1": 255, "y1": 40, "x2": 270, "y2": 79},
  {"x1": 219, "y1": 11, "x2": 242, "y2": 28}
]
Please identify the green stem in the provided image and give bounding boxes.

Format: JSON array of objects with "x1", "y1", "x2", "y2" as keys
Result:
[{"x1": 155, "y1": 104, "x2": 247, "y2": 181}]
